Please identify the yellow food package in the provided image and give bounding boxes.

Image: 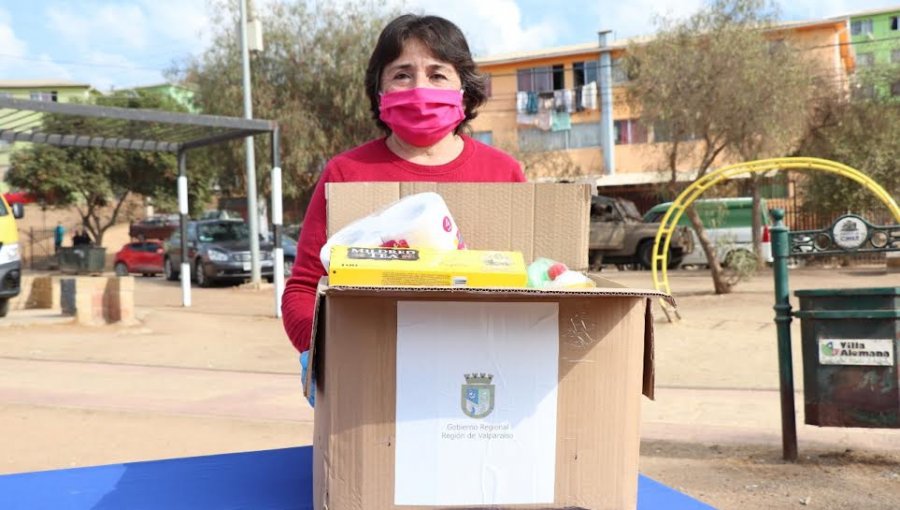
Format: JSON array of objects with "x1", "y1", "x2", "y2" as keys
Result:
[{"x1": 328, "y1": 246, "x2": 528, "y2": 288}]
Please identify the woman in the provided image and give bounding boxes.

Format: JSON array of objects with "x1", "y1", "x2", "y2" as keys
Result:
[{"x1": 281, "y1": 14, "x2": 525, "y2": 391}]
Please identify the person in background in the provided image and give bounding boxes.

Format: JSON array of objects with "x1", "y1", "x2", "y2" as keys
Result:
[
  {"x1": 281, "y1": 14, "x2": 526, "y2": 405},
  {"x1": 54, "y1": 222, "x2": 64, "y2": 253}
]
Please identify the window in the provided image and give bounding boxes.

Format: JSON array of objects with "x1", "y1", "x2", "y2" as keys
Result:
[
  {"x1": 892, "y1": 49, "x2": 900, "y2": 64},
  {"x1": 613, "y1": 119, "x2": 648, "y2": 144},
  {"x1": 892, "y1": 81, "x2": 900, "y2": 97},
  {"x1": 891, "y1": 16, "x2": 898, "y2": 30},
  {"x1": 552, "y1": 64, "x2": 564, "y2": 90},
  {"x1": 856, "y1": 52, "x2": 875, "y2": 67},
  {"x1": 573, "y1": 61, "x2": 600, "y2": 87},
  {"x1": 851, "y1": 19, "x2": 873, "y2": 36},
  {"x1": 471, "y1": 131, "x2": 493, "y2": 145},
  {"x1": 29, "y1": 90, "x2": 57, "y2": 102},
  {"x1": 517, "y1": 66, "x2": 552, "y2": 93}
]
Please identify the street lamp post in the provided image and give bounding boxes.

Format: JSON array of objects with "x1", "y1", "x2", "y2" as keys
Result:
[{"x1": 240, "y1": 0, "x2": 261, "y2": 285}]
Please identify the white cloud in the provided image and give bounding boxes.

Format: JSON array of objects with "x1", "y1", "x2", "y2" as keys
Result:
[
  {"x1": 46, "y1": 2, "x2": 149, "y2": 51},
  {"x1": 590, "y1": 0, "x2": 705, "y2": 42},
  {"x1": 404, "y1": 0, "x2": 560, "y2": 55},
  {"x1": 0, "y1": 8, "x2": 74, "y2": 81},
  {"x1": 0, "y1": 8, "x2": 27, "y2": 58},
  {"x1": 138, "y1": 0, "x2": 212, "y2": 50}
]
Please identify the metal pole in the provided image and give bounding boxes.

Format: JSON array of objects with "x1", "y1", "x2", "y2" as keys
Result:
[
  {"x1": 271, "y1": 126, "x2": 284, "y2": 318},
  {"x1": 240, "y1": 0, "x2": 261, "y2": 285},
  {"x1": 178, "y1": 151, "x2": 191, "y2": 307},
  {"x1": 771, "y1": 208, "x2": 797, "y2": 461},
  {"x1": 598, "y1": 30, "x2": 615, "y2": 176}
]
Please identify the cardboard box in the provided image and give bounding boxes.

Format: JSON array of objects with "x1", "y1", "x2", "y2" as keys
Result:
[
  {"x1": 328, "y1": 246, "x2": 528, "y2": 288},
  {"x1": 326, "y1": 183, "x2": 592, "y2": 271},
  {"x1": 309, "y1": 183, "x2": 672, "y2": 509}
]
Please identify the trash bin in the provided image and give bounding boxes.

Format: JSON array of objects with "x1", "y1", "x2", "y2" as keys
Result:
[
  {"x1": 794, "y1": 287, "x2": 899, "y2": 428},
  {"x1": 59, "y1": 247, "x2": 107, "y2": 274}
]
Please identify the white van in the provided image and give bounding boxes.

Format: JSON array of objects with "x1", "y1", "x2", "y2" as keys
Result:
[{"x1": 643, "y1": 197, "x2": 773, "y2": 267}]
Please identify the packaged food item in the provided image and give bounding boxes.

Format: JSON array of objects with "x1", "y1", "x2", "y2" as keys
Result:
[
  {"x1": 328, "y1": 246, "x2": 527, "y2": 288},
  {"x1": 321, "y1": 192, "x2": 464, "y2": 270},
  {"x1": 526, "y1": 258, "x2": 596, "y2": 289}
]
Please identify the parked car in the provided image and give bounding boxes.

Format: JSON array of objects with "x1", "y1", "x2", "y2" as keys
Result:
[
  {"x1": 163, "y1": 219, "x2": 274, "y2": 287},
  {"x1": 281, "y1": 235, "x2": 297, "y2": 275},
  {"x1": 642, "y1": 197, "x2": 772, "y2": 267},
  {"x1": 590, "y1": 195, "x2": 694, "y2": 270},
  {"x1": 114, "y1": 241, "x2": 164, "y2": 277},
  {"x1": 129, "y1": 214, "x2": 179, "y2": 241},
  {"x1": 262, "y1": 232, "x2": 297, "y2": 276}
]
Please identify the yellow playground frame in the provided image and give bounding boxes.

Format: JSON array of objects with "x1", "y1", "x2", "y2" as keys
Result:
[{"x1": 651, "y1": 157, "x2": 900, "y2": 302}]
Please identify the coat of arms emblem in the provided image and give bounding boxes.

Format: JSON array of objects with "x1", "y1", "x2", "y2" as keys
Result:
[{"x1": 461, "y1": 373, "x2": 494, "y2": 419}]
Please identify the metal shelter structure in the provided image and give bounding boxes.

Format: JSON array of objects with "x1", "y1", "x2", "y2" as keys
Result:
[{"x1": 0, "y1": 97, "x2": 285, "y2": 317}]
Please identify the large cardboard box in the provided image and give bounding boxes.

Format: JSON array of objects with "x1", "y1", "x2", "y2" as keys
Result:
[{"x1": 309, "y1": 183, "x2": 671, "y2": 509}]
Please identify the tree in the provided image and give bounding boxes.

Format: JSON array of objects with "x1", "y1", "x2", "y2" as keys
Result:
[
  {"x1": 795, "y1": 94, "x2": 899, "y2": 218},
  {"x1": 623, "y1": 0, "x2": 815, "y2": 293},
  {"x1": 173, "y1": 0, "x2": 397, "y2": 218},
  {"x1": 5, "y1": 92, "x2": 184, "y2": 246}
]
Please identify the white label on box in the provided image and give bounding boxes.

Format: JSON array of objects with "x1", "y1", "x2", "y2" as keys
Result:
[
  {"x1": 818, "y1": 338, "x2": 894, "y2": 366},
  {"x1": 395, "y1": 301, "x2": 559, "y2": 506}
]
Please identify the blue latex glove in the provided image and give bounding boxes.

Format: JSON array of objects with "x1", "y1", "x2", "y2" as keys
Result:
[{"x1": 300, "y1": 351, "x2": 315, "y2": 408}]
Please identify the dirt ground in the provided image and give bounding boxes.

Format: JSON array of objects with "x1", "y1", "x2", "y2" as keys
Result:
[{"x1": 1, "y1": 265, "x2": 898, "y2": 509}]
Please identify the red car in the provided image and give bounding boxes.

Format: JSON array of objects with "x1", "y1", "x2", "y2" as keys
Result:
[{"x1": 114, "y1": 241, "x2": 165, "y2": 276}]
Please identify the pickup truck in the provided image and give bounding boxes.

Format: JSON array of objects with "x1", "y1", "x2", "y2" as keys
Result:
[{"x1": 589, "y1": 195, "x2": 693, "y2": 270}]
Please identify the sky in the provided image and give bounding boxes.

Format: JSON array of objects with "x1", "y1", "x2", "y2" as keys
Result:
[{"x1": 1, "y1": 0, "x2": 897, "y2": 91}]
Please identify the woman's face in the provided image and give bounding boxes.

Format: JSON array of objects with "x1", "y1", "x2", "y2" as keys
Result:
[{"x1": 380, "y1": 38, "x2": 462, "y2": 94}]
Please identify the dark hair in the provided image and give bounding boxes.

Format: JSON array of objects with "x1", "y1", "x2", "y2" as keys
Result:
[{"x1": 365, "y1": 14, "x2": 488, "y2": 134}]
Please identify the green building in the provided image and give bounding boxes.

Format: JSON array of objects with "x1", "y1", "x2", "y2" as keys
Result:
[
  {"x1": 0, "y1": 80, "x2": 95, "y2": 191},
  {"x1": 848, "y1": 8, "x2": 900, "y2": 100},
  {"x1": 123, "y1": 82, "x2": 199, "y2": 114}
]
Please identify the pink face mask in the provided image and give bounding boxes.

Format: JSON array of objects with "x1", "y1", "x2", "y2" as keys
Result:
[{"x1": 379, "y1": 88, "x2": 465, "y2": 147}]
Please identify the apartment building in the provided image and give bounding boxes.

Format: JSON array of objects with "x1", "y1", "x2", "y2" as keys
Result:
[
  {"x1": 471, "y1": 18, "x2": 854, "y2": 205},
  {"x1": 0, "y1": 80, "x2": 95, "y2": 191},
  {"x1": 848, "y1": 8, "x2": 900, "y2": 100}
]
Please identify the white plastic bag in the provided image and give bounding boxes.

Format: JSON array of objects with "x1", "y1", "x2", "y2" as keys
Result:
[{"x1": 320, "y1": 192, "x2": 464, "y2": 270}]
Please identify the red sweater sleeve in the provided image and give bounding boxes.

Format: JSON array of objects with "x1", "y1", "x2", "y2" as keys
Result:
[{"x1": 281, "y1": 167, "x2": 333, "y2": 353}]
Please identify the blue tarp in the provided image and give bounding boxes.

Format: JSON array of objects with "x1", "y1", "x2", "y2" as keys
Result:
[{"x1": 0, "y1": 446, "x2": 715, "y2": 509}]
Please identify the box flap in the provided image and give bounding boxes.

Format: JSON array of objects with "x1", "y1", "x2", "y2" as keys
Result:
[
  {"x1": 304, "y1": 278, "x2": 329, "y2": 398},
  {"x1": 643, "y1": 298, "x2": 655, "y2": 400},
  {"x1": 322, "y1": 282, "x2": 675, "y2": 305}
]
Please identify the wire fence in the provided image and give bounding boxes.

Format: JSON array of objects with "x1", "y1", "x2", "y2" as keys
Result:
[{"x1": 22, "y1": 227, "x2": 59, "y2": 270}]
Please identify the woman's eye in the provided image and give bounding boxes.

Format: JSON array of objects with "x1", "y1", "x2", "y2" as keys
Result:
[
  {"x1": 431, "y1": 74, "x2": 447, "y2": 80},
  {"x1": 393, "y1": 73, "x2": 410, "y2": 80}
]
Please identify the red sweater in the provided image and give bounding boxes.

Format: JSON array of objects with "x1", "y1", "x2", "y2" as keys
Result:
[{"x1": 281, "y1": 135, "x2": 527, "y2": 353}]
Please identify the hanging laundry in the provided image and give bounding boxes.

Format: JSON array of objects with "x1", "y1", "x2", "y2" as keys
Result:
[
  {"x1": 526, "y1": 91, "x2": 539, "y2": 114},
  {"x1": 550, "y1": 111, "x2": 571, "y2": 132},
  {"x1": 516, "y1": 91, "x2": 528, "y2": 114},
  {"x1": 574, "y1": 87, "x2": 584, "y2": 112},
  {"x1": 537, "y1": 93, "x2": 554, "y2": 113},
  {"x1": 563, "y1": 89, "x2": 574, "y2": 114},
  {"x1": 553, "y1": 90, "x2": 566, "y2": 112},
  {"x1": 536, "y1": 111, "x2": 552, "y2": 131},
  {"x1": 582, "y1": 82, "x2": 598, "y2": 110}
]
